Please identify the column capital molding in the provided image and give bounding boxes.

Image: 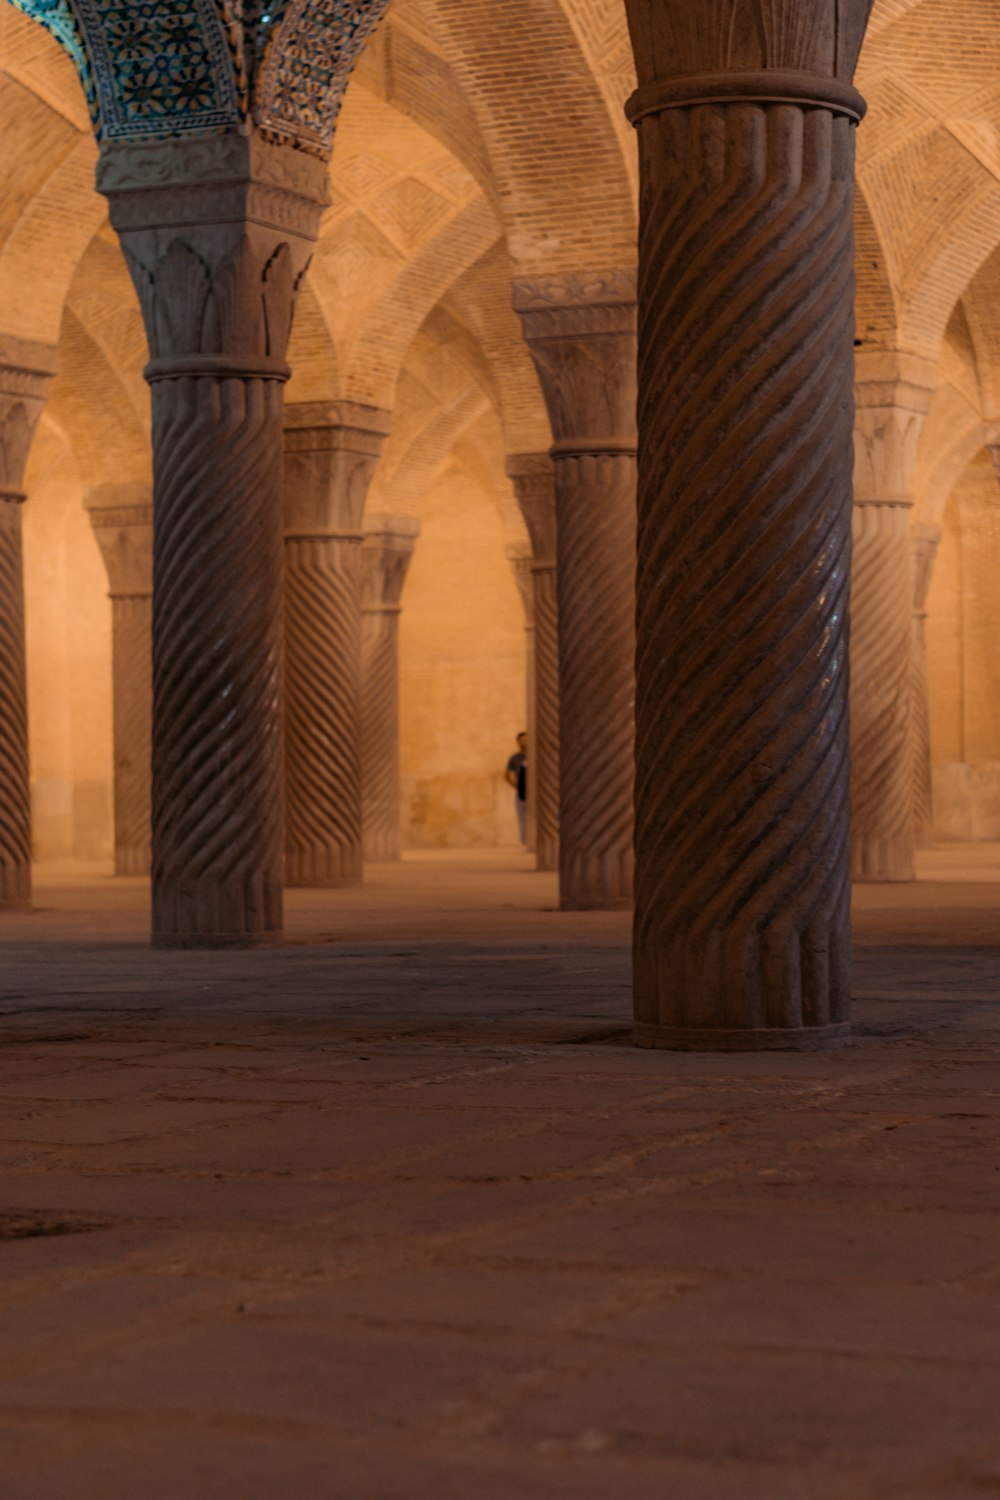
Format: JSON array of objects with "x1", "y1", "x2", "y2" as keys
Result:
[
  {"x1": 513, "y1": 271, "x2": 638, "y2": 454},
  {"x1": 627, "y1": 71, "x2": 865, "y2": 126},
  {"x1": 507, "y1": 452, "x2": 557, "y2": 565},
  {"x1": 512, "y1": 269, "x2": 637, "y2": 342},
  {"x1": 361, "y1": 515, "x2": 420, "y2": 613},
  {"x1": 854, "y1": 349, "x2": 938, "y2": 414},
  {"x1": 284, "y1": 401, "x2": 393, "y2": 457}
]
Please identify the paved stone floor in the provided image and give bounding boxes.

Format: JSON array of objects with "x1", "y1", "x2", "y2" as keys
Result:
[{"x1": 2, "y1": 847, "x2": 1000, "y2": 1499}]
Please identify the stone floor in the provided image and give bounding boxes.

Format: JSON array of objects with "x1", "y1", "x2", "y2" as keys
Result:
[{"x1": 2, "y1": 847, "x2": 1000, "y2": 1499}]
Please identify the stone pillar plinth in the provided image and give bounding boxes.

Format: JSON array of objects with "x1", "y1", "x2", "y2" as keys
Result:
[
  {"x1": 86, "y1": 485, "x2": 153, "y2": 877},
  {"x1": 911, "y1": 523, "x2": 940, "y2": 850},
  {"x1": 507, "y1": 454, "x2": 560, "y2": 873},
  {"x1": 0, "y1": 340, "x2": 56, "y2": 910},
  {"x1": 360, "y1": 515, "x2": 419, "y2": 862},
  {"x1": 283, "y1": 402, "x2": 391, "y2": 887},
  {"x1": 625, "y1": 0, "x2": 873, "y2": 1049},
  {"x1": 851, "y1": 353, "x2": 936, "y2": 882},
  {"x1": 513, "y1": 276, "x2": 636, "y2": 909},
  {"x1": 99, "y1": 134, "x2": 327, "y2": 947}
]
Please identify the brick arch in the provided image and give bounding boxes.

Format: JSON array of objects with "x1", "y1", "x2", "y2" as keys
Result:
[
  {"x1": 403, "y1": 0, "x2": 636, "y2": 276},
  {"x1": 854, "y1": 181, "x2": 900, "y2": 351}
]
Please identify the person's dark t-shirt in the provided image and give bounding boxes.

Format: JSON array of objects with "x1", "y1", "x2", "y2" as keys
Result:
[{"x1": 507, "y1": 753, "x2": 527, "y2": 802}]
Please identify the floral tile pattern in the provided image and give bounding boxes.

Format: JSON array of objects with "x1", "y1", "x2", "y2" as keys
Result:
[{"x1": 10, "y1": 0, "x2": 390, "y2": 157}]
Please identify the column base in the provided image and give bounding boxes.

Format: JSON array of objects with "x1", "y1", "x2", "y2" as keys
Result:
[
  {"x1": 560, "y1": 896, "x2": 633, "y2": 912},
  {"x1": 152, "y1": 931, "x2": 283, "y2": 951},
  {"x1": 635, "y1": 1022, "x2": 851, "y2": 1053}
]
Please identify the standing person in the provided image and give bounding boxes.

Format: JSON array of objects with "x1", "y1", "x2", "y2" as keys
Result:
[{"x1": 506, "y1": 732, "x2": 528, "y2": 847}]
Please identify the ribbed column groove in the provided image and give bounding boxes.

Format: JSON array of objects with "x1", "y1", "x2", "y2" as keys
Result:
[
  {"x1": 625, "y1": 4, "x2": 873, "y2": 1048},
  {"x1": 0, "y1": 498, "x2": 31, "y2": 908},
  {"x1": 361, "y1": 517, "x2": 419, "y2": 863},
  {"x1": 151, "y1": 374, "x2": 285, "y2": 945}
]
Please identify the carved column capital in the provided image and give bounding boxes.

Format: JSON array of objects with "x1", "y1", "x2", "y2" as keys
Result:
[
  {"x1": 98, "y1": 133, "x2": 327, "y2": 384},
  {"x1": 361, "y1": 515, "x2": 420, "y2": 615},
  {"x1": 85, "y1": 484, "x2": 154, "y2": 598},
  {"x1": 507, "y1": 453, "x2": 557, "y2": 566},
  {"x1": 512, "y1": 272, "x2": 637, "y2": 456},
  {"x1": 624, "y1": 1, "x2": 874, "y2": 92},
  {"x1": 0, "y1": 338, "x2": 58, "y2": 502},
  {"x1": 854, "y1": 350, "x2": 936, "y2": 508},
  {"x1": 284, "y1": 403, "x2": 392, "y2": 536}
]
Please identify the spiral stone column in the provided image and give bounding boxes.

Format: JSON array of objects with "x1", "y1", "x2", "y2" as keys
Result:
[
  {"x1": 625, "y1": 0, "x2": 874, "y2": 1049},
  {"x1": 911, "y1": 523, "x2": 940, "y2": 850},
  {"x1": 100, "y1": 135, "x2": 326, "y2": 947},
  {"x1": 851, "y1": 352, "x2": 935, "y2": 881},
  {"x1": 86, "y1": 485, "x2": 153, "y2": 876},
  {"x1": 0, "y1": 340, "x2": 56, "y2": 910},
  {"x1": 513, "y1": 276, "x2": 636, "y2": 909},
  {"x1": 283, "y1": 403, "x2": 391, "y2": 887},
  {"x1": 507, "y1": 544, "x2": 537, "y2": 851},
  {"x1": 507, "y1": 454, "x2": 560, "y2": 873},
  {"x1": 360, "y1": 516, "x2": 419, "y2": 862}
]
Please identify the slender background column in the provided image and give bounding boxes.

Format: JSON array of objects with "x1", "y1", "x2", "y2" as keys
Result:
[
  {"x1": 911, "y1": 523, "x2": 941, "y2": 850},
  {"x1": 100, "y1": 135, "x2": 326, "y2": 947},
  {"x1": 86, "y1": 485, "x2": 153, "y2": 876},
  {"x1": 283, "y1": 402, "x2": 391, "y2": 887},
  {"x1": 507, "y1": 453, "x2": 560, "y2": 873},
  {"x1": 625, "y1": 0, "x2": 873, "y2": 1049},
  {"x1": 507, "y1": 543, "x2": 537, "y2": 851},
  {"x1": 0, "y1": 338, "x2": 56, "y2": 910},
  {"x1": 852, "y1": 352, "x2": 935, "y2": 881},
  {"x1": 360, "y1": 515, "x2": 419, "y2": 863},
  {"x1": 514, "y1": 275, "x2": 636, "y2": 909}
]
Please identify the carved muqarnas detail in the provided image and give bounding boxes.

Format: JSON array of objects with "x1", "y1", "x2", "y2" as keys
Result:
[{"x1": 128, "y1": 236, "x2": 303, "y2": 363}]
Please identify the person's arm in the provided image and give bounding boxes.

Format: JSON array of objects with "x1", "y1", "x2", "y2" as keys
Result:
[{"x1": 505, "y1": 757, "x2": 518, "y2": 788}]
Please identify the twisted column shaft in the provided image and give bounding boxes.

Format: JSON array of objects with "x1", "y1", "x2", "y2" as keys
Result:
[
  {"x1": 361, "y1": 517, "x2": 419, "y2": 862},
  {"x1": 851, "y1": 355, "x2": 934, "y2": 881},
  {"x1": 151, "y1": 372, "x2": 286, "y2": 944},
  {"x1": 911, "y1": 524, "x2": 941, "y2": 850},
  {"x1": 625, "y1": 2, "x2": 873, "y2": 1049},
  {"x1": 508, "y1": 454, "x2": 560, "y2": 873},
  {"x1": 514, "y1": 279, "x2": 637, "y2": 909},
  {"x1": 507, "y1": 544, "x2": 537, "y2": 851},
  {"x1": 88, "y1": 490, "x2": 153, "y2": 877},
  {"x1": 284, "y1": 403, "x2": 391, "y2": 887},
  {"x1": 100, "y1": 132, "x2": 327, "y2": 946},
  {"x1": 0, "y1": 497, "x2": 31, "y2": 908},
  {"x1": 0, "y1": 343, "x2": 56, "y2": 910}
]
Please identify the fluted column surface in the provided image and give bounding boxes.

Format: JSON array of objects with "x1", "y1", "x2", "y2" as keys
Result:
[
  {"x1": 911, "y1": 525, "x2": 940, "y2": 851},
  {"x1": 851, "y1": 501, "x2": 915, "y2": 880},
  {"x1": 360, "y1": 517, "x2": 418, "y2": 863},
  {"x1": 111, "y1": 594, "x2": 153, "y2": 876},
  {"x1": 151, "y1": 374, "x2": 285, "y2": 946},
  {"x1": 513, "y1": 286, "x2": 637, "y2": 910},
  {"x1": 285, "y1": 534, "x2": 363, "y2": 886},
  {"x1": 558, "y1": 451, "x2": 635, "y2": 905},
  {"x1": 533, "y1": 565, "x2": 560, "y2": 872},
  {"x1": 630, "y1": 87, "x2": 863, "y2": 1048},
  {"x1": 0, "y1": 499, "x2": 30, "y2": 907},
  {"x1": 361, "y1": 606, "x2": 402, "y2": 862}
]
